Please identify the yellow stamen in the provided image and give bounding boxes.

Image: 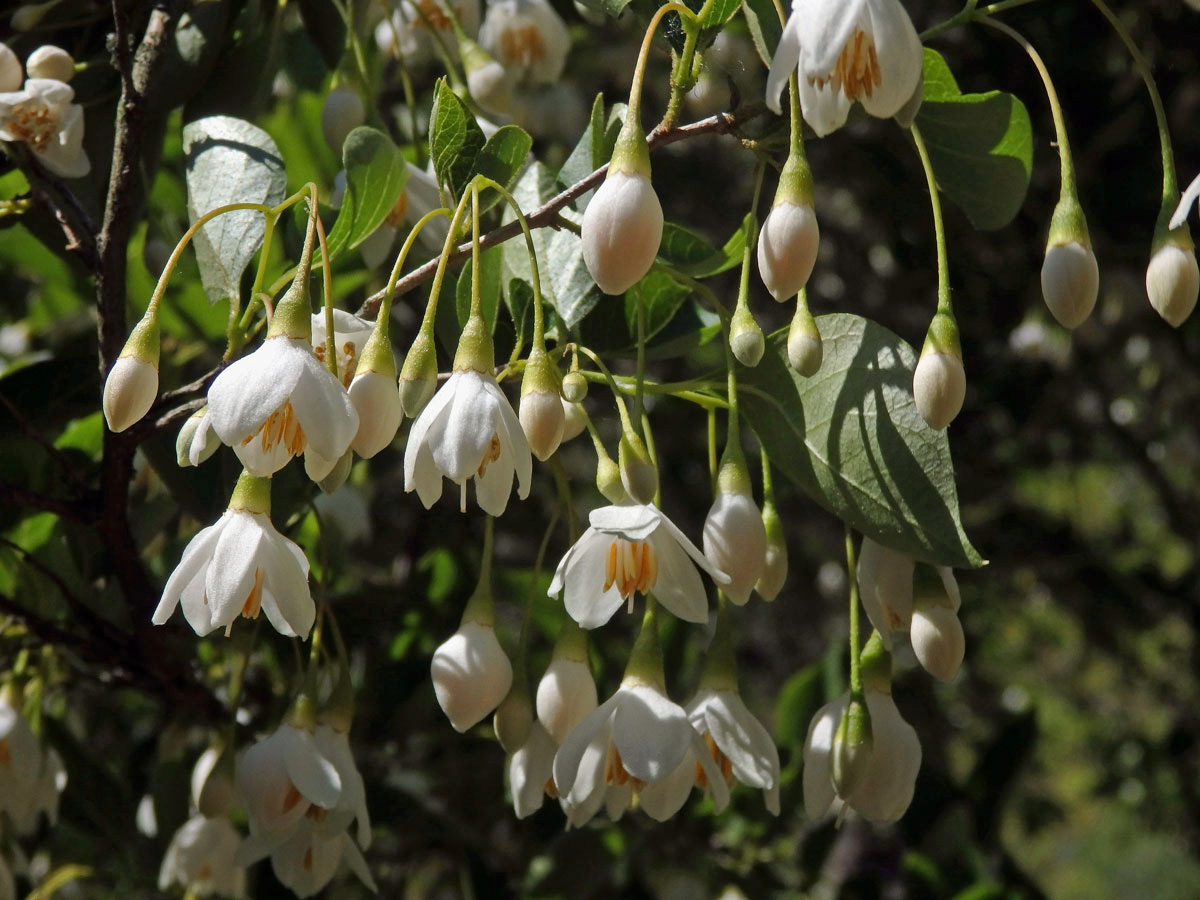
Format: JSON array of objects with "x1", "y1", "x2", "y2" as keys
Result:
[
  {"x1": 604, "y1": 745, "x2": 646, "y2": 791},
  {"x1": 241, "y1": 569, "x2": 264, "y2": 620},
  {"x1": 244, "y1": 400, "x2": 306, "y2": 458},
  {"x1": 602, "y1": 539, "x2": 658, "y2": 600},
  {"x1": 817, "y1": 28, "x2": 883, "y2": 102},
  {"x1": 476, "y1": 433, "x2": 503, "y2": 478},
  {"x1": 499, "y1": 25, "x2": 547, "y2": 67},
  {"x1": 282, "y1": 782, "x2": 303, "y2": 814},
  {"x1": 695, "y1": 732, "x2": 735, "y2": 789},
  {"x1": 8, "y1": 102, "x2": 57, "y2": 152},
  {"x1": 385, "y1": 192, "x2": 410, "y2": 228}
]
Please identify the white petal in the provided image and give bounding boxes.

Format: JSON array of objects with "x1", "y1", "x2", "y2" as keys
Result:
[
  {"x1": 560, "y1": 534, "x2": 626, "y2": 629},
  {"x1": 509, "y1": 722, "x2": 556, "y2": 819},
  {"x1": 703, "y1": 691, "x2": 780, "y2": 791},
  {"x1": 588, "y1": 502, "x2": 661, "y2": 539},
  {"x1": 610, "y1": 684, "x2": 692, "y2": 783},
  {"x1": 205, "y1": 512, "x2": 268, "y2": 630},
  {"x1": 651, "y1": 507, "x2": 731, "y2": 584},
  {"x1": 801, "y1": 695, "x2": 846, "y2": 820},
  {"x1": 764, "y1": 17, "x2": 802, "y2": 115},
  {"x1": 798, "y1": 70, "x2": 853, "y2": 137},
  {"x1": 282, "y1": 728, "x2": 342, "y2": 810},
  {"x1": 637, "y1": 753, "x2": 696, "y2": 821},
  {"x1": 552, "y1": 692, "x2": 619, "y2": 796},
  {"x1": 154, "y1": 519, "x2": 223, "y2": 625},
  {"x1": 648, "y1": 529, "x2": 710, "y2": 624},
  {"x1": 691, "y1": 729, "x2": 731, "y2": 813},
  {"x1": 403, "y1": 378, "x2": 457, "y2": 494},
  {"x1": 858, "y1": 0, "x2": 924, "y2": 118},
  {"x1": 208, "y1": 338, "x2": 307, "y2": 445},
  {"x1": 473, "y1": 435, "x2": 516, "y2": 516},
  {"x1": 487, "y1": 377, "x2": 532, "y2": 500},
  {"x1": 290, "y1": 356, "x2": 359, "y2": 461},
  {"x1": 433, "y1": 371, "x2": 499, "y2": 482},
  {"x1": 1169, "y1": 172, "x2": 1200, "y2": 230}
]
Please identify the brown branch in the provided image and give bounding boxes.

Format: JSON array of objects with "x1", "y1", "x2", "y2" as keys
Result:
[
  {"x1": 0, "y1": 480, "x2": 95, "y2": 523},
  {"x1": 22, "y1": 160, "x2": 99, "y2": 268},
  {"x1": 356, "y1": 105, "x2": 767, "y2": 319},
  {"x1": 0, "y1": 389, "x2": 90, "y2": 490}
]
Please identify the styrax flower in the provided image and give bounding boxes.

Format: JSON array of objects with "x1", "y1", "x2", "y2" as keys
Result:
[
  {"x1": 269, "y1": 824, "x2": 376, "y2": 898},
  {"x1": 552, "y1": 681, "x2": 730, "y2": 826},
  {"x1": 478, "y1": 0, "x2": 570, "y2": 84},
  {"x1": 430, "y1": 620, "x2": 514, "y2": 732},
  {"x1": 374, "y1": 0, "x2": 481, "y2": 64},
  {"x1": 152, "y1": 473, "x2": 314, "y2": 639},
  {"x1": 404, "y1": 368, "x2": 532, "y2": 517},
  {"x1": 158, "y1": 815, "x2": 247, "y2": 899},
  {"x1": 687, "y1": 688, "x2": 782, "y2": 814},
  {"x1": 0, "y1": 686, "x2": 41, "y2": 822},
  {"x1": 0, "y1": 77, "x2": 90, "y2": 177},
  {"x1": 507, "y1": 720, "x2": 557, "y2": 819},
  {"x1": 548, "y1": 502, "x2": 731, "y2": 629},
  {"x1": 312, "y1": 724, "x2": 372, "y2": 849},
  {"x1": 765, "y1": 0, "x2": 924, "y2": 136}
]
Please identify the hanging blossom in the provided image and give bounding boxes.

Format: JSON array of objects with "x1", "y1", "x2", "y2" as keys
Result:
[
  {"x1": 478, "y1": 0, "x2": 570, "y2": 84},
  {"x1": 158, "y1": 815, "x2": 247, "y2": 899},
  {"x1": 404, "y1": 368, "x2": 533, "y2": 516},
  {"x1": 0, "y1": 77, "x2": 89, "y2": 178},
  {"x1": 374, "y1": 0, "x2": 482, "y2": 65},
  {"x1": 765, "y1": 0, "x2": 924, "y2": 137},
  {"x1": 686, "y1": 688, "x2": 782, "y2": 815},
  {"x1": 0, "y1": 684, "x2": 67, "y2": 836},
  {"x1": 152, "y1": 473, "x2": 314, "y2": 639},
  {"x1": 548, "y1": 502, "x2": 731, "y2": 629}
]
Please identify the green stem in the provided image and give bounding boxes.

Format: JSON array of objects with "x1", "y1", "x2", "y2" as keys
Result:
[
  {"x1": 982, "y1": 17, "x2": 1076, "y2": 193},
  {"x1": 1088, "y1": 0, "x2": 1176, "y2": 197},
  {"x1": 634, "y1": 283, "x2": 646, "y2": 437},
  {"x1": 572, "y1": 344, "x2": 643, "y2": 435},
  {"x1": 919, "y1": 0, "x2": 1044, "y2": 42},
  {"x1": 474, "y1": 176, "x2": 546, "y2": 349},
  {"x1": 470, "y1": 183, "x2": 483, "y2": 320},
  {"x1": 382, "y1": 206, "x2": 453, "y2": 322},
  {"x1": 235, "y1": 184, "x2": 320, "y2": 339},
  {"x1": 628, "y1": 2, "x2": 698, "y2": 126},
  {"x1": 418, "y1": 187, "x2": 475, "y2": 336},
  {"x1": 910, "y1": 123, "x2": 952, "y2": 312},
  {"x1": 315, "y1": 211, "x2": 339, "y2": 379},
  {"x1": 845, "y1": 524, "x2": 863, "y2": 699}
]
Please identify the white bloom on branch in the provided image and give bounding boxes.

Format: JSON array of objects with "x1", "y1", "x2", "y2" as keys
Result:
[
  {"x1": 158, "y1": 815, "x2": 247, "y2": 899},
  {"x1": 0, "y1": 77, "x2": 89, "y2": 177},
  {"x1": 478, "y1": 0, "x2": 570, "y2": 84},
  {"x1": 269, "y1": 822, "x2": 377, "y2": 898},
  {"x1": 430, "y1": 620, "x2": 514, "y2": 732},
  {"x1": 765, "y1": 0, "x2": 923, "y2": 137},
  {"x1": 374, "y1": 0, "x2": 481, "y2": 65},
  {"x1": 507, "y1": 720, "x2": 557, "y2": 819},
  {"x1": 404, "y1": 368, "x2": 532, "y2": 517},
  {"x1": 548, "y1": 502, "x2": 730, "y2": 629},
  {"x1": 686, "y1": 688, "x2": 782, "y2": 815}
]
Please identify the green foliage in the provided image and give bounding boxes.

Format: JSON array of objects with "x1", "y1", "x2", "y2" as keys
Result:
[{"x1": 326, "y1": 126, "x2": 409, "y2": 258}]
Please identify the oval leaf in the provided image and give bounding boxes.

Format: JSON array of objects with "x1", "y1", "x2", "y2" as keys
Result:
[
  {"x1": 326, "y1": 126, "x2": 409, "y2": 259},
  {"x1": 738, "y1": 314, "x2": 983, "y2": 569},
  {"x1": 183, "y1": 115, "x2": 286, "y2": 305},
  {"x1": 429, "y1": 79, "x2": 486, "y2": 198}
]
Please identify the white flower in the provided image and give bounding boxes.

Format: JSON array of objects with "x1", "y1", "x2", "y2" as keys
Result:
[
  {"x1": 269, "y1": 823, "x2": 376, "y2": 898},
  {"x1": 856, "y1": 537, "x2": 914, "y2": 646},
  {"x1": 374, "y1": 0, "x2": 481, "y2": 65},
  {"x1": 765, "y1": 0, "x2": 923, "y2": 136},
  {"x1": 0, "y1": 78, "x2": 89, "y2": 177},
  {"x1": 479, "y1": 0, "x2": 570, "y2": 84},
  {"x1": 152, "y1": 508, "x2": 314, "y2": 639},
  {"x1": 1169, "y1": 172, "x2": 1200, "y2": 230},
  {"x1": 102, "y1": 355, "x2": 158, "y2": 434},
  {"x1": 702, "y1": 488, "x2": 767, "y2": 607},
  {"x1": 507, "y1": 720, "x2": 557, "y2": 818},
  {"x1": 404, "y1": 368, "x2": 532, "y2": 516},
  {"x1": 802, "y1": 687, "x2": 921, "y2": 824},
  {"x1": 430, "y1": 620, "x2": 513, "y2": 732},
  {"x1": 686, "y1": 688, "x2": 782, "y2": 815},
  {"x1": 0, "y1": 688, "x2": 41, "y2": 822},
  {"x1": 207, "y1": 334, "x2": 359, "y2": 477},
  {"x1": 312, "y1": 724, "x2": 372, "y2": 849},
  {"x1": 552, "y1": 681, "x2": 730, "y2": 826},
  {"x1": 910, "y1": 602, "x2": 964, "y2": 682},
  {"x1": 548, "y1": 502, "x2": 731, "y2": 629},
  {"x1": 0, "y1": 43, "x2": 21, "y2": 93},
  {"x1": 158, "y1": 815, "x2": 247, "y2": 899},
  {"x1": 234, "y1": 720, "x2": 342, "y2": 863},
  {"x1": 176, "y1": 406, "x2": 221, "y2": 468},
  {"x1": 581, "y1": 171, "x2": 664, "y2": 296},
  {"x1": 1041, "y1": 241, "x2": 1099, "y2": 330}
]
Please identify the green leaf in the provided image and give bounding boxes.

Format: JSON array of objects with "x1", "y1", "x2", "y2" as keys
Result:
[
  {"x1": 455, "y1": 245, "x2": 503, "y2": 332},
  {"x1": 183, "y1": 115, "x2": 287, "y2": 305},
  {"x1": 915, "y1": 48, "x2": 1033, "y2": 231},
  {"x1": 624, "y1": 270, "x2": 691, "y2": 342},
  {"x1": 326, "y1": 126, "x2": 409, "y2": 258},
  {"x1": 429, "y1": 79, "x2": 486, "y2": 198},
  {"x1": 657, "y1": 216, "x2": 748, "y2": 278},
  {"x1": 471, "y1": 124, "x2": 533, "y2": 213},
  {"x1": 738, "y1": 315, "x2": 983, "y2": 568},
  {"x1": 702, "y1": 0, "x2": 742, "y2": 28},
  {"x1": 743, "y1": 0, "x2": 783, "y2": 67},
  {"x1": 557, "y1": 93, "x2": 609, "y2": 193},
  {"x1": 574, "y1": 0, "x2": 635, "y2": 18}
]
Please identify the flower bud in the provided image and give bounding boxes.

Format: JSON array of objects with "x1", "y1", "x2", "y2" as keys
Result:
[
  {"x1": 581, "y1": 124, "x2": 662, "y2": 295},
  {"x1": 703, "y1": 462, "x2": 767, "y2": 606},
  {"x1": 561, "y1": 370, "x2": 588, "y2": 403},
  {"x1": 1146, "y1": 243, "x2": 1199, "y2": 328},
  {"x1": 755, "y1": 498, "x2": 787, "y2": 601},
  {"x1": 830, "y1": 697, "x2": 873, "y2": 799},
  {"x1": 788, "y1": 296, "x2": 823, "y2": 376},
  {"x1": 176, "y1": 406, "x2": 219, "y2": 468},
  {"x1": 618, "y1": 430, "x2": 658, "y2": 505},
  {"x1": 910, "y1": 602, "x2": 965, "y2": 682},
  {"x1": 520, "y1": 349, "x2": 564, "y2": 461},
  {"x1": 12, "y1": 2, "x2": 63, "y2": 31},
  {"x1": 0, "y1": 43, "x2": 23, "y2": 92},
  {"x1": 462, "y1": 39, "x2": 513, "y2": 116},
  {"x1": 311, "y1": 449, "x2": 353, "y2": 494},
  {"x1": 431, "y1": 621, "x2": 513, "y2": 733},
  {"x1": 349, "y1": 327, "x2": 403, "y2": 458},
  {"x1": 321, "y1": 88, "x2": 366, "y2": 154},
  {"x1": 560, "y1": 398, "x2": 586, "y2": 442},
  {"x1": 191, "y1": 745, "x2": 236, "y2": 818},
  {"x1": 536, "y1": 638, "x2": 597, "y2": 744},
  {"x1": 25, "y1": 45, "x2": 74, "y2": 82},
  {"x1": 399, "y1": 332, "x2": 439, "y2": 418},
  {"x1": 913, "y1": 311, "x2": 964, "y2": 430},
  {"x1": 1041, "y1": 196, "x2": 1098, "y2": 329},
  {"x1": 856, "y1": 537, "x2": 914, "y2": 646},
  {"x1": 729, "y1": 305, "x2": 765, "y2": 367},
  {"x1": 103, "y1": 315, "x2": 160, "y2": 433},
  {"x1": 758, "y1": 203, "x2": 819, "y2": 303},
  {"x1": 595, "y1": 453, "x2": 625, "y2": 504},
  {"x1": 493, "y1": 684, "x2": 533, "y2": 754}
]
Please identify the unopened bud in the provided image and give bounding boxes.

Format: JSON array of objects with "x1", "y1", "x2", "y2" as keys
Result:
[
  {"x1": 913, "y1": 351, "x2": 965, "y2": 431},
  {"x1": 788, "y1": 296, "x2": 823, "y2": 376},
  {"x1": 309, "y1": 449, "x2": 353, "y2": 493},
  {"x1": 1146, "y1": 242, "x2": 1199, "y2": 328},
  {"x1": 322, "y1": 88, "x2": 366, "y2": 155},
  {"x1": 103, "y1": 314, "x2": 160, "y2": 433},
  {"x1": 431, "y1": 621, "x2": 513, "y2": 733},
  {"x1": 191, "y1": 745, "x2": 236, "y2": 818},
  {"x1": 618, "y1": 431, "x2": 658, "y2": 505},
  {"x1": 536, "y1": 628, "x2": 597, "y2": 744},
  {"x1": 493, "y1": 684, "x2": 533, "y2": 754},
  {"x1": 703, "y1": 458, "x2": 766, "y2": 606},
  {"x1": 520, "y1": 349, "x2": 564, "y2": 461},
  {"x1": 581, "y1": 121, "x2": 661, "y2": 295},
  {"x1": 560, "y1": 398, "x2": 586, "y2": 442},
  {"x1": 755, "y1": 499, "x2": 787, "y2": 601},
  {"x1": 399, "y1": 331, "x2": 439, "y2": 417},
  {"x1": 25, "y1": 45, "x2": 74, "y2": 82},
  {"x1": 462, "y1": 39, "x2": 513, "y2": 116},
  {"x1": 596, "y1": 454, "x2": 625, "y2": 503},
  {"x1": 910, "y1": 602, "x2": 965, "y2": 682},
  {"x1": 349, "y1": 326, "x2": 403, "y2": 458},
  {"x1": 857, "y1": 538, "x2": 914, "y2": 646},
  {"x1": 0, "y1": 44, "x2": 23, "y2": 92},
  {"x1": 561, "y1": 370, "x2": 588, "y2": 403},
  {"x1": 1041, "y1": 196, "x2": 1098, "y2": 329},
  {"x1": 758, "y1": 203, "x2": 819, "y2": 303},
  {"x1": 729, "y1": 305, "x2": 764, "y2": 367}
]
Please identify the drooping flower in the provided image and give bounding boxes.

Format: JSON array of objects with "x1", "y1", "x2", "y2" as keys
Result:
[
  {"x1": 310, "y1": 310, "x2": 373, "y2": 389},
  {"x1": 321, "y1": 88, "x2": 365, "y2": 154},
  {"x1": 687, "y1": 688, "x2": 782, "y2": 815},
  {"x1": 507, "y1": 720, "x2": 557, "y2": 818},
  {"x1": 312, "y1": 724, "x2": 372, "y2": 849},
  {"x1": 0, "y1": 685, "x2": 41, "y2": 822},
  {"x1": 158, "y1": 815, "x2": 248, "y2": 899},
  {"x1": 0, "y1": 77, "x2": 89, "y2": 177},
  {"x1": 702, "y1": 460, "x2": 767, "y2": 606},
  {"x1": 478, "y1": 0, "x2": 570, "y2": 84},
  {"x1": 176, "y1": 406, "x2": 221, "y2": 468},
  {"x1": 404, "y1": 368, "x2": 532, "y2": 517},
  {"x1": 548, "y1": 502, "x2": 731, "y2": 629},
  {"x1": 430, "y1": 620, "x2": 514, "y2": 732},
  {"x1": 581, "y1": 168, "x2": 663, "y2": 296},
  {"x1": 268, "y1": 822, "x2": 376, "y2": 898},
  {"x1": 152, "y1": 473, "x2": 314, "y2": 639},
  {"x1": 856, "y1": 536, "x2": 915, "y2": 646},
  {"x1": 374, "y1": 0, "x2": 482, "y2": 65},
  {"x1": 765, "y1": 0, "x2": 924, "y2": 137}
]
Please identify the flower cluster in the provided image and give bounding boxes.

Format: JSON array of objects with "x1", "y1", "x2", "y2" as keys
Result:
[{"x1": 0, "y1": 41, "x2": 89, "y2": 178}]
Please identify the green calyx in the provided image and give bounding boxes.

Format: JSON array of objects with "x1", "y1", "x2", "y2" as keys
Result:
[
  {"x1": 1046, "y1": 193, "x2": 1091, "y2": 250},
  {"x1": 1152, "y1": 192, "x2": 1195, "y2": 254},
  {"x1": 227, "y1": 471, "x2": 272, "y2": 516},
  {"x1": 774, "y1": 150, "x2": 814, "y2": 209},
  {"x1": 399, "y1": 330, "x2": 439, "y2": 417},
  {"x1": 268, "y1": 239, "x2": 316, "y2": 341},
  {"x1": 320, "y1": 664, "x2": 356, "y2": 733},
  {"x1": 521, "y1": 346, "x2": 560, "y2": 398},
  {"x1": 699, "y1": 599, "x2": 738, "y2": 692},
  {"x1": 618, "y1": 429, "x2": 658, "y2": 505},
  {"x1": 553, "y1": 618, "x2": 590, "y2": 664},
  {"x1": 922, "y1": 310, "x2": 962, "y2": 360},
  {"x1": 285, "y1": 692, "x2": 318, "y2": 732},
  {"x1": 622, "y1": 600, "x2": 665, "y2": 691},
  {"x1": 860, "y1": 631, "x2": 893, "y2": 694},
  {"x1": 358, "y1": 321, "x2": 397, "y2": 378},
  {"x1": 716, "y1": 444, "x2": 752, "y2": 497},
  {"x1": 609, "y1": 117, "x2": 651, "y2": 179},
  {"x1": 121, "y1": 309, "x2": 161, "y2": 367},
  {"x1": 832, "y1": 695, "x2": 873, "y2": 797},
  {"x1": 453, "y1": 313, "x2": 495, "y2": 374}
]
